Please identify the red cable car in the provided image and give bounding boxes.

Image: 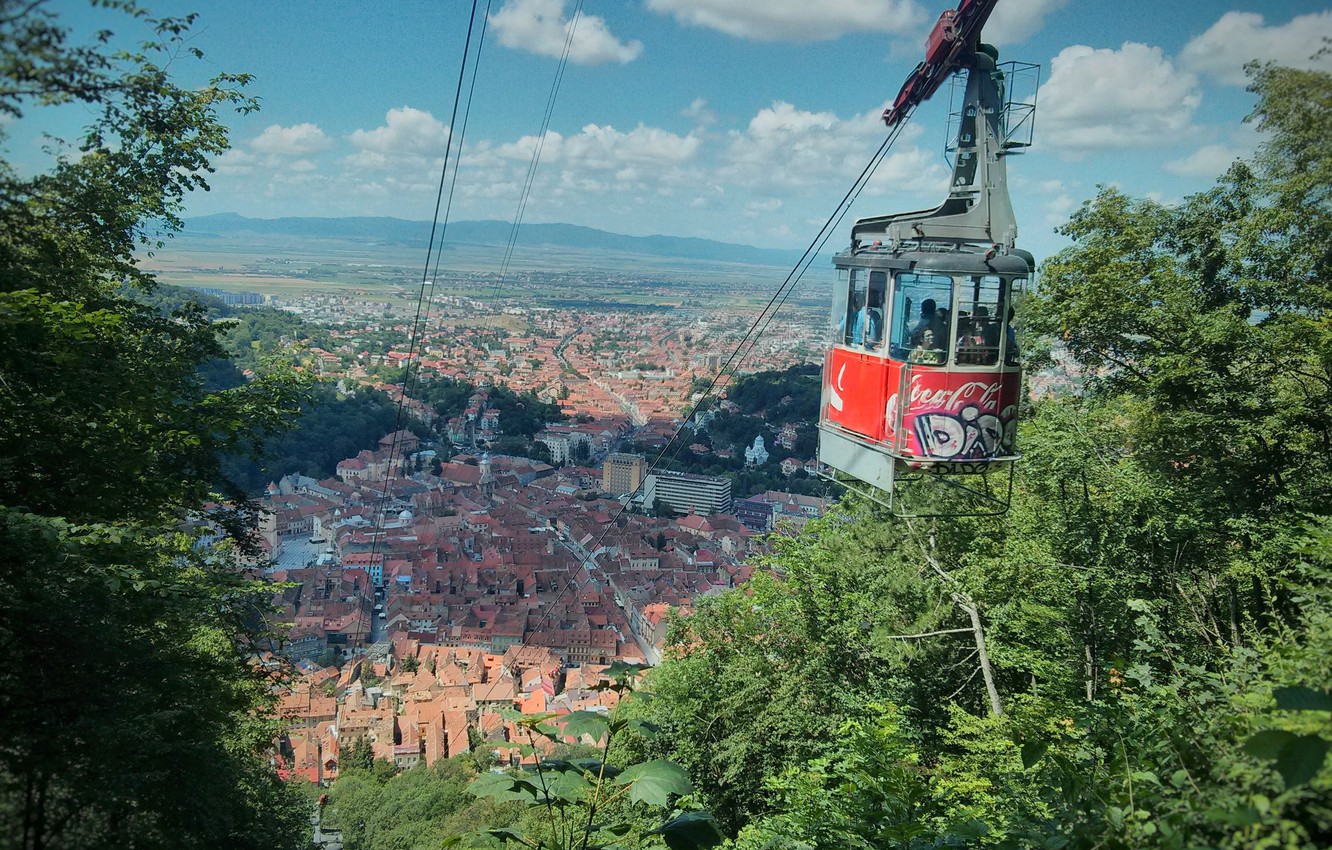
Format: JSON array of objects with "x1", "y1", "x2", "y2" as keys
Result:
[{"x1": 817, "y1": 11, "x2": 1037, "y2": 516}]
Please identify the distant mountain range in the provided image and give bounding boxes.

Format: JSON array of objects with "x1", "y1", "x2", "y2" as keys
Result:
[{"x1": 181, "y1": 213, "x2": 804, "y2": 267}]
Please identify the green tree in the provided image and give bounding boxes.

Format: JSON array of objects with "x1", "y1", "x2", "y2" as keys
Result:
[
  {"x1": 0, "y1": 3, "x2": 309, "y2": 848},
  {"x1": 325, "y1": 756, "x2": 523, "y2": 849},
  {"x1": 638, "y1": 64, "x2": 1332, "y2": 848},
  {"x1": 459, "y1": 666, "x2": 722, "y2": 850}
]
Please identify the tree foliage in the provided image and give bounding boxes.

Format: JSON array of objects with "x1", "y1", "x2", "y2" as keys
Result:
[
  {"x1": 220, "y1": 381, "x2": 407, "y2": 494},
  {"x1": 458, "y1": 667, "x2": 722, "y2": 850},
  {"x1": 630, "y1": 64, "x2": 1332, "y2": 849},
  {"x1": 325, "y1": 756, "x2": 522, "y2": 850},
  {"x1": 0, "y1": 3, "x2": 309, "y2": 847}
]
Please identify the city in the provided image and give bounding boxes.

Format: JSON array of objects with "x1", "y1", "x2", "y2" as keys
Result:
[{"x1": 217, "y1": 278, "x2": 838, "y2": 785}]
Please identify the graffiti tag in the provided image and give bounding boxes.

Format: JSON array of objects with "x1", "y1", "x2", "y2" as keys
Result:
[{"x1": 912, "y1": 404, "x2": 1017, "y2": 461}]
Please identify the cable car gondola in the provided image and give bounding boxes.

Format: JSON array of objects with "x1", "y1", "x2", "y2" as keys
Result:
[{"x1": 817, "y1": 1, "x2": 1038, "y2": 516}]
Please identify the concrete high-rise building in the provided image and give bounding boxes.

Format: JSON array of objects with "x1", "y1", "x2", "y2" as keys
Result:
[
  {"x1": 602, "y1": 453, "x2": 646, "y2": 496},
  {"x1": 644, "y1": 471, "x2": 733, "y2": 516}
]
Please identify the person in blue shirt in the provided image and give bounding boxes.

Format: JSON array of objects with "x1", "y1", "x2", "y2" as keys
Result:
[{"x1": 854, "y1": 288, "x2": 884, "y2": 348}]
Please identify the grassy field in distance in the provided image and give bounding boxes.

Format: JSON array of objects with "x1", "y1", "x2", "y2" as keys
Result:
[{"x1": 139, "y1": 231, "x2": 836, "y2": 310}]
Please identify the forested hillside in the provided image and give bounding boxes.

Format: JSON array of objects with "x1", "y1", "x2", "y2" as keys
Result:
[
  {"x1": 129, "y1": 281, "x2": 333, "y2": 371},
  {"x1": 317, "y1": 64, "x2": 1332, "y2": 850},
  {"x1": 220, "y1": 382, "x2": 407, "y2": 493},
  {"x1": 626, "y1": 62, "x2": 1332, "y2": 848},
  {"x1": 4, "y1": 0, "x2": 1330, "y2": 847},
  {"x1": 621, "y1": 364, "x2": 827, "y2": 499},
  {"x1": 129, "y1": 283, "x2": 411, "y2": 493}
]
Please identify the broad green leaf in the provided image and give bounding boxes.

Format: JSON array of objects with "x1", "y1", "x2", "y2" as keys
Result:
[
  {"x1": 1274, "y1": 686, "x2": 1332, "y2": 712},
  {"x1": 626, "y1": 718, "x2": 661, "y2": 740},
  {"x1": 614, "y1": 760, "x2": 693, "y2": 807},
  {"x1": 647, "y1": 811, "x2": 725, "y2": 850},
  {"x1": 510, "y1": 780, "x2": 545, "y2": 805},
  {"x1": 1274, "y1": 735, "x2": 1331, "y2": 787},
  {"x1": 570, "y1": 759, "x2": 624, "y2": 781},
  {"x1": 486, "y1": 827, "x2": 535, "y2": 846},
  {"x1": 604, "y1": 660, "x2": 648, "y2": 680},
  {"x1": 950, "y1": 819, "x2": 989, "y2": 839},
  {"x1": 590, "y1": 821, "x2": 633, "y2": 837},
  {"x1": 1020, "y1": 740, "x2": 1047, "y2": 769},
  {"x1": 545, "y1": 768, "x2": 592, "y2": 803},
  {"x1": 468, "y1": 772, "x2": 542, "y2": 804},
  {"x1": 1244, "y1": 729, "x2": 1298, "y2": 759},
  {"x1": 561, "y1": 710, "x2": 611, "y2": 743},
  {"x1": 469, "y1": 772, "x2": 517, "y2": 800}
]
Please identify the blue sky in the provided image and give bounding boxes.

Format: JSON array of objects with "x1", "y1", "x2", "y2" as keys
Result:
[{"x1": 12, "y1": 0, "x2": 1332, "y2": 260}]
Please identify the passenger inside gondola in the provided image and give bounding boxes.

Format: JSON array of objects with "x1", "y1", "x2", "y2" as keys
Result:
[
  {"x1": 1004, "y1": 305, "x2": 1020, "y2": 364},
  {"x1": 955, "y1": 317, "x2": 987, "y2": 364},
  {"x1": 890, "y1": 273, "x2": 953, "y2": 362},
  {"x1": 862, "y1": 286, "x2": 885, "y2": 347},
  {"x1": 840, "y1": 289, "x2": 865, "y2": 346},
  {"x1": 909, "y1": 328, "x2": 945, "y2": 364},
  {"x1": 910, "y1": 298, "x2": 937, "y2": 345}
]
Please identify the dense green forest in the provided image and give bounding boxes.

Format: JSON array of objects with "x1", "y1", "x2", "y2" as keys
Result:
[
  {"x1": 633, "y1": 62, "x2": 1332, "y2": 849},
  {"x1": 318, "y1": 65, "x2": 1332, "y2": 850},
  {"x1": 129, "y1": 280, "x2": 334, "y2": 371},
  {"x1": 626, "y1": 364, "x2": 828, "y2": 499},
  {"x1": 132, "y1": 283, "x2": 410, "y2": 494},
  {"x1": 0, "y1": 4, "x2": 311, "y2": 848},
  {"x1": 409, "y1": 375, "x2": 565, "y2": 458},
  {"x1": 221, "y1": 382, "x2": 408, "y2": 493}
]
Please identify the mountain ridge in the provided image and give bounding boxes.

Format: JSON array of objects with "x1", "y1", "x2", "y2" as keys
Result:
[{"x1": 182, "y1": 213, "x2": 803, "y2": 267}]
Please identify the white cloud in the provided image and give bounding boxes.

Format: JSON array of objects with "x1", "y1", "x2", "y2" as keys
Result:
[
  {"x1": 1012, "y1": 175, "x2": 1068, "y2": 195},
  {"x1": 1180, "y1": 11, "x2": 1332, "y2": 87},
  {"x1": 1162, "y1": 143, "x2": 1244, "y2": 179},
  {"x1": 496, "y1": 123, "x2": 700, "y2": 171},
  {"x1": 491, "y1": 0, "x2": 642, "y2": 65},
  {"x1": 452, "y1": 122, "x2": 702, "y2": 213},
  {"x1": 214, "y1": 147, "x2": 256, "y2": 175},
  {"x1": 983, "y1": 0, "x2": 1068, "y2": 47},
  {"x1": 1042, "y1": 193, "x2": 1077, "y2": 228},
  {"x1": 250, "y1": 123, "x2": 330, "y2": 156},
  {"x1": 743, "y1": 198, "x2": 783, "y2": 218},
  {"x1": 1037, "y1": 43, "x2": 1201, "y2": 151},
  {"x1": 682, "y1": 97, "x2": 717, "y2": 127},
  {"x1": 645, "y1": 0, "x2": 922, "y2": 42},
  {"x1": 348, "y1": 107, "x2": 450, "y2": 162},
  {"x1": 721, "y1": 100, "x2": 946, "y2": 196}
]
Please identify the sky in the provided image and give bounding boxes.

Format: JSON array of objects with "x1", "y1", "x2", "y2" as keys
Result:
[{"x1": 10, "y1": 0, "x2": 1332, "y2": 262}]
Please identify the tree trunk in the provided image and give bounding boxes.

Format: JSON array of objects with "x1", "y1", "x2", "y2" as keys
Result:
[
  {"x1": 961, "y1": 599, "x2": 1004, "y2": 717},
  {"x1": 1085, "y1": 643, "x2": 1095, "y2": 702},
  {"x1": 921, "y1": 524, "x2": 1004, "y2": 716}
]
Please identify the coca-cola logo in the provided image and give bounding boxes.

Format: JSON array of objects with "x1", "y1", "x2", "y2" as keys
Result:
[{"x1": 907, "y1": 375, "x2": 1002, "y2": 413}]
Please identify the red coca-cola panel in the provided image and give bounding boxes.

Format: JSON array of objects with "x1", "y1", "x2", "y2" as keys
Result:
[
  {"x1": 824, "y1": 348, "x2": 1021, "y2": 465},
  {"x1": 889, "y1": 366, "x2": 1020, "y2": 461}
]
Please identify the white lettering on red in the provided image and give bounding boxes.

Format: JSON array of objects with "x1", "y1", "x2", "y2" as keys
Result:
[{"x1": 906, "y1": 375, "x2": 1002, "y2": 413}]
